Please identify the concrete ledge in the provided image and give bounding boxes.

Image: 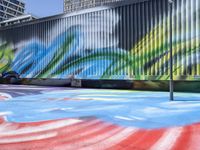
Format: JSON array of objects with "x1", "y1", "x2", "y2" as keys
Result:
[
  {"x1": 20, "y1": 78, "x2": 71, "y2": 87},
  {"x1": 0, "y1": 78, "x2": 199, "y2": 92}
]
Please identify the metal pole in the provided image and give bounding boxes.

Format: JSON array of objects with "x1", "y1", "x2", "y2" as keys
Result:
[{"x1": 169, "y1": 0, "x2": 174, "y2": 101}]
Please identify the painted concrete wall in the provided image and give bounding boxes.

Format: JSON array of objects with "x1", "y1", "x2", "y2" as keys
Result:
[{"x1": 0, "y1": 0, "x2": 199, "y2": 81}]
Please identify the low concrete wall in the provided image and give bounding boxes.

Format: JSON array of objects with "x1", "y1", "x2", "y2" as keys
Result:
[{"x1": 1, "y1": 78, "x2": 199, "y2": 92}]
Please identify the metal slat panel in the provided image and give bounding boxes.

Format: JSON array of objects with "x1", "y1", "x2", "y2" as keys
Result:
[
  {"x1": 157, "y1": 0, "x2": 162, "y2": 76},
  {"x1": 192, "y1": 0, "x2": 196, "y2": 76},
  {"x1": 196, "y1": 0, "x2": 200, "y2": 75},
  {"x1": 101, "y1": 10, "x2": 106, "y2": 77},
  {"x1": 134, "y1": 3, "x2": 138, "y2": 77},
  {"x1": 0, "y1": 0, "x2": 200, "y2": 81},
  {"x1": 198, "y1": 0, "x2": 200, "y2": 76},
  {"x1": 116, "y1": 7, "x2": 120, "y2": 77},
  {"x1": 123, "y1": 5, "x2": 126, "y2": 77},
  {"x1": 130, "y1": 4, "x2": 134, "y2": 78}
]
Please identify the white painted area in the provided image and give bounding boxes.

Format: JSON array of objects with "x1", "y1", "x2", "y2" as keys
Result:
[
  {"x1": 115, "y1": 116, "x2": 145, "y2": 121},
  {"x1": 0, "y1": 132, "x2": 57, "y2": 143},
  {"x1": 66, "y1": 122, "x2": 112, "y2": 139},
  {"x1": 162, "y1": 102, "x2": 200, "y2": 109},
  {"x1": 80, "y1": 128, "x2": 137, "y2": 150},
  {"x1": 0, "y1": 112, "x2": 13, "y2": 116},
  {"x1": 1, "y1": 87, "x2": 200, "y2": 129},
  {"x1": 143, "y1": 107, "x2": 192, "y2": 115},
  {"x1": 0, "y1": 93, "x2": 12, "y2": 100},
  {"x1": 150, "y1": 127, "x2": 183, "y2": 150},
  {"x1": 188, "y1": 127, "x2": 200, "y2": 150},
  {"x1": 39, "y1": 107, "x2": 74, "y2": 112},
  {"x1": 80, "y1": 97, "x2": 124, "y2": 101},
  {"x1": 55, "y1": 126, "x2": 123, "y2": 150},
  {"x1": 0, "y1": 87, "x2": 50, "y2": 90},
  {"x1": 0, "y1": 119, "x2": 82, "y2": 136},
  {"x1": 115, "y1": 116, "x2": 134, "y2": 121},
  {"x1": 143, "y1": 107, "x2": 167, "y2": 114}
]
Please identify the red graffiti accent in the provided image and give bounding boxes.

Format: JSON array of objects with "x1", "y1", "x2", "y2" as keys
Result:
[
  {"x1": 62, "y1": 98, "x2": 72, "y2": 100},
  {"x1": 0, "y1": 95, "x2": 9, "y2": 100},
  {"x1": 0, "y1": 118, "x2": 5, "y2": 124}
]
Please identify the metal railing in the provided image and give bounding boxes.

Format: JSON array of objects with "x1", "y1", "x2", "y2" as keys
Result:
[{"x1": 64, "y1": 0, "x2": 124, "y2": 13}]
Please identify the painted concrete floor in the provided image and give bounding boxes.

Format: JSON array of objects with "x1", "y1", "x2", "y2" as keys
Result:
[{"x1": 0, "y1": 84, "x2": 200, "y2": 150}]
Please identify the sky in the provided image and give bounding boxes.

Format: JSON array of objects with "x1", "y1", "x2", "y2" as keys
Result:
[{"x1": 23, "y1": 0, "x2": 63, "y2": 18}]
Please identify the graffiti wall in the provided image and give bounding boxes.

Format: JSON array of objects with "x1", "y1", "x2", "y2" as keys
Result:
[{"x1": 0, "y1": 0, "x2": 200, "y2": 81}]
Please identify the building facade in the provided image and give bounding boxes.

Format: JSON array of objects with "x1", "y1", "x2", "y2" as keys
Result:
[
  {"x1": 0, "y1": 14, "x2": 37, "y2": 27},
  {"x1": 0, "y1": 0, "x2": 200, "y2": 92},
  {"x1": 64, "y1": 0, "x2": 124, "y2": 13},
  {"x1": 0, "y1": 0, "x2": 25, "y2": 22}
]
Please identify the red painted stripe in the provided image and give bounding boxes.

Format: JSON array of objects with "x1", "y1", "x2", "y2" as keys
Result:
[
  {"x1": 180, "y1": 123, "x2": 200, "y2": 150},
  {"x1": 0, "y1": 117, "x2": 200, "y2": 150},
  {"x1": 0, "y1": 118, "x2": 98, "y2": 139},
  {"x1": 128, "y1": 129, "x2": 165, "y2": 150},
  {"x1": 171, "y1": 126, "x2": 192, "y2": 150},
  {"x1": 108, "y1": 128, "x2": 165, "y2": 150},
  {"x1": 4, "y1": 123, "x2": 118, "y2": 150},
  {"x1": 0, "y1": 117, "x2": 5, "y2": 124},
  {"x1": 108, "y1": 129, "x2": 146, "y2": 150},
  {"x1": 0, "y1": 119, "x2": 111, "y2": 149},
  {"x1": 150, "y1": 127, "x2": 183, "y2": 150},
  {"x1": 52, "y1": 125, "x2": 122, "y2": 150},
  {"x1": 82, "y1": 127, "x2": 137, "y2": 150}
]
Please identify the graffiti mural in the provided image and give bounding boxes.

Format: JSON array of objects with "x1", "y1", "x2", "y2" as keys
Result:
[
  {"x1": 0, "y1": 85, "x2": 200, "y2": 149},
  {"x1": 0, "y1": 0, "x2": 200, "y2": 89},
  {"x1": 0, "y1": 42, "x2": 14, "y2": 73}
]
